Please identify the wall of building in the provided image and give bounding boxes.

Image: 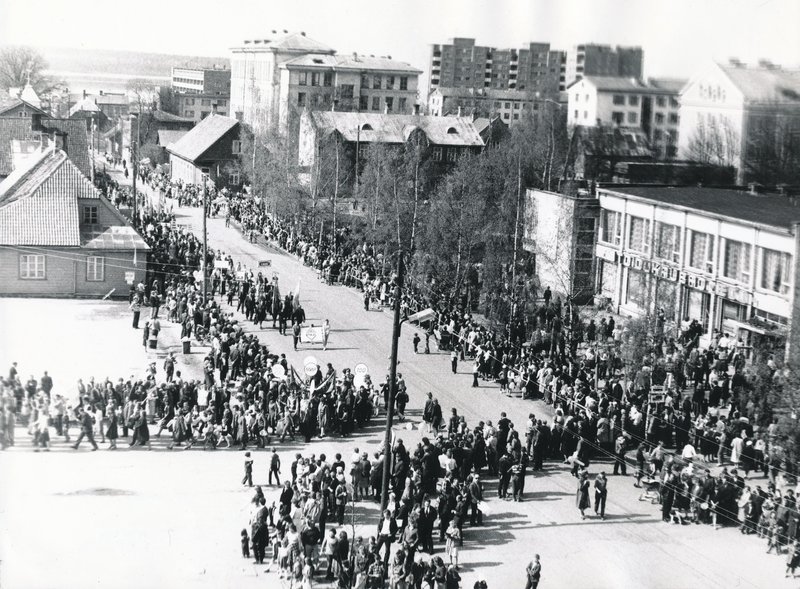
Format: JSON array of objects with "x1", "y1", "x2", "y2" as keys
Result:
[
  {"x1": 596, "y1": 189, "x2": 796, "y2": 349},
  {"x1": 0, "y1": 247, "x2": 146, "y2": 298}
]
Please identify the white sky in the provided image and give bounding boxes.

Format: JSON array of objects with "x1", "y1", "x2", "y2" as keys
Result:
[{"x1": 1, "y1": 0, "x2": 798, "y2": 79}]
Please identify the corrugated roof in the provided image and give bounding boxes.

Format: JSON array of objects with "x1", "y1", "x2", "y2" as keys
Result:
[
  {"x1": 283, "y1": 53, "x2": 421, "y2": 74},
  {"x1": 0, "y1": 117, "x2": 91, "y2": 179},
  {"x1": 157, "y1": 129, "x2": 188, "y2": 148},
  {"x1": 604, "y1": 185, "x2": 800, "y2": 231},
  {"x1": 718, "y1": 63, "x2": 800, "y2": 104},
  {"x1": 309, "y1": 112, "x2": 484, "y2": 147},
  {"x1": 167, "y1": 114, "x2": 238, "y2": 162}
]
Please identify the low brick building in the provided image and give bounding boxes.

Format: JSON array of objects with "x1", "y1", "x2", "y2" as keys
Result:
[{"x1": 0, "y1": 148, "x2": 149, "y2": 298}]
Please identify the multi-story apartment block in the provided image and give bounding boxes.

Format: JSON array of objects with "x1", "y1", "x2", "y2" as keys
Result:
[
  {"x1": 678, "y1": 60, "x2": 800, "y2": 184},
  {"x1": 230, "y1": 30, "x2": 421, "y2": 137},
  {"x1": 595, "y1": 185, "x2": 800, "y2": 360},
  {"x1": 170, "y1": 66, "x2": 231, "y2": 122},
  {"x1": 428, "y1": 87, "x2": 559, "y2": 126},
  {"x1": 278, "y1": 53, "x2": 420, "y2": 132},
  {"x1": 428, "y1": 37, "x2": 563, "y2": 99},
  {"x1": 567, "y1": 76, "x2": 685, "y2": 158},
  {"x1": 564, "y1": 44, "x2": 644, "y2": 88}
]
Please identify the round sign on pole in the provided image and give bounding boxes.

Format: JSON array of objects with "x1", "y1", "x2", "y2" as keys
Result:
[
  {"x1": 271, "y1": 364, "x2": 286, "y2": 380},
  {"x1": 354, "y1": 363, "x2": 369, "y2": 376},
  {"x1": 304, "y1": 363, "x2": 318, "y2": 377},
  {"x1": 304, "y1": 356, "x2": 318, "y2": 369},
  {"x1": 353, "y1": 363, "x2": 369, "y2": 388}
]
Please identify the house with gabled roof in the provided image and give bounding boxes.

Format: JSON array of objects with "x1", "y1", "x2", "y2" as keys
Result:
[
  {"x1": 678, "y1": 59, "x2": 800, "y2": 183},
  {"x1": 0, "y1": 148, "x2": 148, "y2": 297},
  {"x1": 166, "y1": 113, "x2": 241, "y2": 187}
]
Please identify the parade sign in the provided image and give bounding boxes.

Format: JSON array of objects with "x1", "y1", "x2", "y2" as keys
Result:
[
  {"x1": 271, "y1": 364, "x2": 286, "y2": 380},
  {"x1": 353, "y1": 363, "x2": 369, "y2": 388},
  {"x1": 124, "y1": 271, "x2": 135, "y2": 285},
  {"x1": 304, "y1": 362, "x2": 318, "y2": 377},
  {"x1": 301, "y1": 326, "x2": 322, "y2": 344}
]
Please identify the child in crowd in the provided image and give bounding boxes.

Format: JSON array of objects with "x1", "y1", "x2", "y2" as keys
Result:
[{"x1": 240, "y1": 529, "x2": 250, "y2": 559}]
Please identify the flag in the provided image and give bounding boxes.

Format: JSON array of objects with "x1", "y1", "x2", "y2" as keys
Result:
[{"x1": 293, "y1": 280, "x2": 301, "y2": 310}]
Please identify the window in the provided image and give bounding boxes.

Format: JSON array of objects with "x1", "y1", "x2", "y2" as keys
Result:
[
  {"x1": 627, "y1": 112, "x2": 638, "y2": 124},
  {"x1": 761, "y1": 248, "x2": 792, "y2": 294},
  {"x1": 184, "y1": 110, "x2": 194, "y2": 118},
  {"x1": 583, "y1": 111, "x2": 588, "y2": 119},
  {"x1": 723, "y1": 240, "x2": 751, "y2": 283},
  {"x1": 398, "y1": 97, "x2": 407, "y2": 112},
  {"x1": 503, "y1": 113, "x2": 509, "y2": 120},
  {"x1": 359, "y1": 96, "x2": 368, "y2": 110},
  {"x1": 19, "y1": 254, "x2": 45, "y2": 279},
  {"x1": 231, "y1": 140, "x2": 242, "y2": 155},
  {"x1": 446, "y1": 148, "x2": 458, "y2": 162},
  {"x1": 668, "y1": 113, "x2": 679, "y2": 124},
  {"x1": 626, "y1": 269, "x2": 649, "y2": 309},
  {"x1": 656, "y1": 96, "x2": 666, "y2": 108},
  {"x1": 628, "y1": 95, "x2": 640, "y2": 106},
  {"x1": 361, "y1": 74, "x2": 369, "y2": 88},
  {"x1": 574, "y1": 110, "x2": 579, "y2": 119},
  {"x1": 612, "y1": 95, "x2": 625, "y2": 105},
  {"x1": 611, "y1": 112, "x2": 624, "y2": 125},
  {"x1": 386, "y1": 76, "x2": 395, "y2": 89},
  {"x1": 297, "y1": 92, "x2": 306, "y2": 106},
  {"x1": 339, "y1": 85, "x2": 354, "y2": 99},
  {"x1": 655, "y1": 222, "x2": 681, "y2": 262},
  {"x1": 432, "y1": 146, "x2": 443, "y2": 161},
  {"x1": 323, "y1": 72, "x2": 333, "y2": 87},
  {"x1": 400, "y1": 77, "x2": 408, "y2": 90},
  {"x1": 201, "y1": 99, "x2": 210, "y2": 106},
  {"x1": 599, "y1": 210, "x2": 622, "y2": 246},
  {"x1": 311, "y1": 73, "x2": 320, "y2": 86},
  {"x1": 655, "y1": 113, "x2": 665, "y2": 124},
  {"x1": 86, "y1": 256, "x2": 105, "y2": 282},
  {"x1": 322, "y1": 93, "x2": 331, "y2": 105},
  {"x1": 372, "y1": 96, "x2": 380, "y2": 111},
  {"x1": 299, "y1": 72, "x2": 308, "y2": 86},
  {"x1": 574, "y1": 93, "x2": 580, "y2": 103},
  {"x1": 689, "y1": 231, "x2": 715, "y2": 272},
  {"x1": 373, "y1": 75, "x2": 382, "y2": 89},
  {"x1": 385, "y1": 97, "x2": 394, "y2": 112},
  {"x1": 670, "y1": 97, "x2": 679, "y2": 108},
  {"x1": 230, "y1": 171, "x2": 240, "y2": 186},
  {"x1": 83, "y1": 206, "x2": 98, "y2": 224},
  {"x1": 628, "y1": 216, "x2": 650, "y2": 254}
]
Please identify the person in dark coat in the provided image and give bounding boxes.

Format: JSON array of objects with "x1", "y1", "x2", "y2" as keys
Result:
[
  {"x1": 105, "y1": 404, "x2": 118, "y2": 450},
  {"x1": 72, "y1": 406, "x2": 98, "y2": 450},
  {"x1": 577, "y1": 470, "x2": 591, "y2": 519}
]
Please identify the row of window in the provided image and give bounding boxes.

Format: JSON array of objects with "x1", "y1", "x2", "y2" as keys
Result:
[
  {"x1": 599, "y1": 211, "x2": 793, "y2": 294},
  {"x1": 183, "y1": 98, "x2": 228, "y2": 107},
  {"x1": 297, "y1": 93, "x2": 408, "y2": 113},
  {"x1": 359, "y1": 74, "x2": 409, "y2": 91},
  {"x1": 173, "y1": 77, "x2": 204, "y2": 86},
  {"x1": 608, "y1": 111, "x2": 680, "y2": 125},
  {"x1": 609, "y1": 94, "x2": 680, "y2": 108},
  {"x1": 19, "y1": 254, "x2": 105, "y2": 281}
]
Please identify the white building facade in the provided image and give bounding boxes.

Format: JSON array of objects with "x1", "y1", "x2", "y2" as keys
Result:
[{"x1": 595, "y1": 185, "x2": 800, "y2": 356}]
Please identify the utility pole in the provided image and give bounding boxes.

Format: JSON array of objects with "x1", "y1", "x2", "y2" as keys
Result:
[
  {"x1": 131, "y1": 114, "x2": 138, "y2": 224},
  {"x1": 202, "y1": 177, "x2": 208, "y2": 302},
  {"x1": 381, "y1": 250, "x2": 404, "y2": 511}
]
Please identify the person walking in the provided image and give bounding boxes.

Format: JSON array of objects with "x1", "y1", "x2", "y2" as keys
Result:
[
  {"x1": 292, "y1": 322, "x2": 301, "y2": 351},
  {"x1": 594, "y1": 472, "x2": 608, "y2": 520},
  {"x1": 613, "y1": 434, "x2": 628, "y2": 476},
  {"x1": 322, "y1": 319, "x2": 331, "y2": 351},
  {"x1": 577, "y1": 470, "x2": 590, "y2": 520},
  {"x1": 242, "y1": 451, "x2": 254, "y2": 487},
  {"x1": 525, "y1": 555, "x2": 542, "y2": 589},
  {"x1": 72, "y1": 406, "x2": 98, "y2": 451},
  {"x1": 269, "y1": 447, "x2": 281, "y2": 485},
  {"x1": 450, "y1": 350, "x2": 458, "y2": 374},
  {"x1": 130, "y1": 295, "x2": 142, "y2": 329}
]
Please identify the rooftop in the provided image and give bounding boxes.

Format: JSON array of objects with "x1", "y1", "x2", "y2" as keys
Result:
[
  {"x1": 602, "y1": 185, "x2": 800, "y2": 231},
  {"x1": 283, "y1": 53, "x2": 421, "y2": 74},
  {"x1": 167, "y1": 114, "x2": 238, "y2": 162},
  {"x1": 234, "y1": 31, "x2": 335, "y2": 55},
  {"x1": 157, "y1": 129, "x2": 188, "y2": 148},
  {"x1": 309, "y1": 111, "x2": 484, "y2": 147},
  {"x1": 0, "y1": 117, "x2": 91, "y2": 178},
  {"x1": 571, "y1": 76, "x2": 685, "y2": 94},
  {"x1": 718, "y1": 62, "x2": 800, "y2": 104}
]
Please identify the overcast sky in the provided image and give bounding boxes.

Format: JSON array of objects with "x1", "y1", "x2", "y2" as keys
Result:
[{"x1": 1, "y1": 0, "x2": 798, "y2": 79}]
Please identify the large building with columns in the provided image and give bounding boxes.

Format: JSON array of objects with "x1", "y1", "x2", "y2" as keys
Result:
[{"x1": 594, "y1": 184, "x2": 800, "y2": 358}]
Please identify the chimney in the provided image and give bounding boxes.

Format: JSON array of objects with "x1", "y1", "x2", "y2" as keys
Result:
[
  {"x1": 728, "y1": 57, "x2": 744, "y2": 68},
  {"x1": 53, "y1": 131, "x2": 67, "y2": 153},
  {"x1": 301, "y1": 31, "x2": 306, "y2": 36},
  {"x1": 457, "y1": 106, "x2": 462, "y2": 117},
  {"x1": 82, "y1": 89, "x2": 87, "y2": 99},
  {"x1": 283, "y1": 29, "x2": 288, "y2": 34},
  {"x1": 99, "y1": 90, "x2": 104, "y2": 96}
]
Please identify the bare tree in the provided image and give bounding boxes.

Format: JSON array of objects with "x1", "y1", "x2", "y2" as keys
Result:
[
  {"x1": 0, "y1": 46, "x2": 52, "y2": 93},
  {"x1": 686, "y1": 114, "x2": 740, "y2": 167}
]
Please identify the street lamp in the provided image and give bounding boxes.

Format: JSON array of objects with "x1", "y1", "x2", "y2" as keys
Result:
[{"x1": 130, "y1": 113, "x2": 139, "y2": 223}]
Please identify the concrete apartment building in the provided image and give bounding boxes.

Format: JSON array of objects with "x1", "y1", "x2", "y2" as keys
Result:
[
  {"x1": 677, "y1": 60, "x2": 800, "y2": 184},
  {"x1": 567, "y1": 76, "x2": 685, "y2": 158},
  {"x1": 230, "y1": 30, "x2": 420, "y2": 137},
  {"x1": 426, "y1": 37, "x2": 564, "y2": 126},
  {"x1": 171, "y1": 66, "x2": 231, "y2": 122},
  {"x1": 564, "y1": 44, "x2": 643, "y2": 87}
]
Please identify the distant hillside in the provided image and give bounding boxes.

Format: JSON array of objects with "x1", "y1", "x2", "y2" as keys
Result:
[{"x1": 30, "y1": 45, "x2": 229, "y2": 78}]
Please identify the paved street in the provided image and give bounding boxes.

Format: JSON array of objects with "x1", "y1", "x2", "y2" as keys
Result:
[{"x1": 0, "y1": 183, "x2": 794, "y2": 589}]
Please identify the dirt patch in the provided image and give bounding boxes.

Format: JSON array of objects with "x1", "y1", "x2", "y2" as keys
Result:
[{"x1": 57, "y1": 488, "x2": 135, "y2": 497}]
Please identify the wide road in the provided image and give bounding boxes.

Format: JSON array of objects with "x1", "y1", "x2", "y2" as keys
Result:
[{"x1": 172, "y1": 202, "x2": 789, "y2": 589}]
